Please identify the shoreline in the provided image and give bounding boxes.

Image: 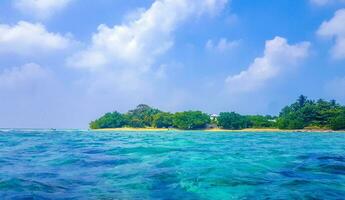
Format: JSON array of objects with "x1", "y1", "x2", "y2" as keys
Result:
[{"x1": 91, "y1": 128, "x2": 345, "y2": 133}]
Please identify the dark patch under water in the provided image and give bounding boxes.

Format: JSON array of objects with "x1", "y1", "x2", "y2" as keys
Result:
[{"x1": 0, "y1": 130, "x2": 344, "y2": 199}]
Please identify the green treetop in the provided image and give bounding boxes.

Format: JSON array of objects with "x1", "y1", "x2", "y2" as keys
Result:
[
  {"x1": 173, "y1": 111, "x2": 211, "y2": 130},
  {"x1": 89, "y1": 111, "x2": 126, "y2": 129},
  {"x1": 217, "y1": 112, "x2": 251, "y2": 130}
]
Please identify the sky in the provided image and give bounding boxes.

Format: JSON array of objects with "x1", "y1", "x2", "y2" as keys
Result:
[{"x1": 0, "y1": 0, "x2": 345, "y2": 128}]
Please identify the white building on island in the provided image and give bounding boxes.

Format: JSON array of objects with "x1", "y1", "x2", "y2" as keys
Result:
[{"x1": 210, "y1": 114, "x2": 219, "y2": 121}]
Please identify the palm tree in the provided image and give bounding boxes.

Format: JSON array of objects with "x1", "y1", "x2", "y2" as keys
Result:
[{"x1": 298, "y1": 95, "x2": 307, "y2": 107}]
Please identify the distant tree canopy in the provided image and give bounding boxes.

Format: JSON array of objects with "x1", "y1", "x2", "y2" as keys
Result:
[
  {"x1": 152, "y1": 112, "x2": 174, "y2": 128},
  {"x1": 277, "y1": 95, "x2": 345, "y2": 130},
  {"x1": 90, "y1": 112, "x2": 125, "y2": 129},
  {"x1": 329, "y1": 111, "x2": 345, "y2": 130},
  {"x1": 217, "y1": 112, "x2": 251, "y2": 130},
  {"x1": 90, "y1": 95, "x2": 345, "y2": 131},
  {"x1": 90, "y1": 107, "x2": 211, "y2": 130},
  {"x1": 124, "y1": 104, "x2": 162, "y2": 128},
  {"x1": 247, "y1": 115, "x2": 276, "y2": 128},
  {"x1": 173, "y1": 111, "x2": 211, "y2": 130}
]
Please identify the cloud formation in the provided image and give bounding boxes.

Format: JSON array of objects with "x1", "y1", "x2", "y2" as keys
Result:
[
  {"x1": 226, "y1": 37, "x2": 310, "y2": 93},
  {"x1": 317, "y1": 9, "x2": 345, "y2": 59},
  {"x1": 0, "y1": 63, "x2": 51, "y2": 90},
  {"x1": 66, "y1": 0, "x2": 229, "y2": 110},
  {"x1": 68, "y1": 0, "x2": 228, "y2": 71},
  {"x1": 0, "y1": 21, "x2": 72, "y2": 55},
  {"x1": 13, "y1": 0, "x2": 73, "y2": 19}
]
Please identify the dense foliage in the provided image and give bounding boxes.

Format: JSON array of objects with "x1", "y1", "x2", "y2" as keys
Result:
[
  {"x1": 329, "y1": 111, "x2": 345, "y2": 130},
  {"x1": 90, "y1": 95, "x2": 345, "y2": 130},
  {"x1": 89, "y1": 112, "x2": 125, "y2": 129},
  {"x1": 217, "y1": 112, "x2": 251, "y2": 130},
  {"x1": 173, "y1": 111, "x2": 211, "y2": 130},
  {"x1": 124, "y1": 104, "x2": 162, "y2": 127},
  {"x1": 152, "y1": 112, "x2": 174, "y2": 128},
  {"x1": 277, "y1": 95, "x2": 345, "y2": 130},
  {"x1": 247, "y1": 115, "x2": 276, "y2": 128}
]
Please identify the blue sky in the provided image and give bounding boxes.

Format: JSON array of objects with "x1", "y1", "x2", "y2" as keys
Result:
[{"x1": 0, "y1": 0, "x2": 345, "y2": 128}]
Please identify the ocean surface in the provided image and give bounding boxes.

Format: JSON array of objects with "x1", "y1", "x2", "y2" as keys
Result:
[{"x1": 0, "y1": 130, "x2": 344, "y2": 200}]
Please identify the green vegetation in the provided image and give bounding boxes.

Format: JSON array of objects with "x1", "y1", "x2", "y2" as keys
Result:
[
  {"x1": 152, "y1": 112, "x2": 174, "y2": 128},
  {"x1": 329, "y1": 111, "x2": 345, "y2": 130},
  {"x1": 90, "y1": 95, "x2": 345, "y2": 131},
  {"x1": 247, "y1": 115, "x2": 276, "y2": 128},
  {"x1": 218, "y1": 112, "x2": 251, "y2": 130},
  {"x1": 277, "y1": 95, "x2": 345, "y2": 130},
  {"x1": 90, "y1": 112, "x2": 125, "y2": 129},
  {"x1": 124, "y1": 104, "x2": 161, "y2": 128},
  {"x1": 173, "y1": 111, "x2": 210, "y2": 130}
]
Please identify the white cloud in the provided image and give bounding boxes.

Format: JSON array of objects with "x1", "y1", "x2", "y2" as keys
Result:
[
  {"x1": 0, "y1": 21, "x2": 72, "y2": 56},
  {"x1": 63, "y1": 0, "x2": 229, "y2": 126},
  {"x1": 310, "y1": 0, "x2": 345, "y2": 6},
  {"x1": 66, "y1": 0, "x2": 229, "y2": 111},
  {"x1": 317, "y1": 9, "x2": 345, "y2": 59},
  {"x1": 0, "y1": 63, "x2": 51, "y2": 90},
  {"x1": 68, "y1": 0, "x2": 228, "y2": 71},
  {"x1": 13, "y1": 0, "x2": 72, "y2": 19},
  {"x1": 225, "y1": 36, "x2": 310, "y2": 93},
  {"x1": 206, "y1": 38, "x2": 239, "y2": 52}
]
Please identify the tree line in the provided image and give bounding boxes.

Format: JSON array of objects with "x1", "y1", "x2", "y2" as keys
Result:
[{"x1": 90, "y1": 95, "x2": 345, "y2": 131}]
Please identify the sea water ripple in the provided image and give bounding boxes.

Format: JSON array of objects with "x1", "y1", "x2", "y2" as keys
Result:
[{"x1": 0, "y1": 130, "x2": 344, "y2": 199}]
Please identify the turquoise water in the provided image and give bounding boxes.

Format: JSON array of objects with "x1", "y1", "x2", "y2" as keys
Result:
[{"x1": 0, "y1": 130, "x2": 345, "y2": 199}]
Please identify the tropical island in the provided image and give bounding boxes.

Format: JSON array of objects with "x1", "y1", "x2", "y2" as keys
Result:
[{"x1": 90, "y1": 95, "x2": 345, "y2": 131}]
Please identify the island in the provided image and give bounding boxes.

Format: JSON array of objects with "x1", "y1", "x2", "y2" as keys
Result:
[{"x1": 90, "y1": 95, "x2": 345, "y2": 131}]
